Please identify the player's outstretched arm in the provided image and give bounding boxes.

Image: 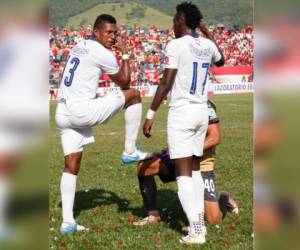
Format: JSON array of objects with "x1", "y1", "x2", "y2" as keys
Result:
[
  {"x1": 199, "y1": 21, "x2": 225, "y2": 67},
  {"x1": 109, "y1": 40, "x2": 131, "y2": 89},
  {"x1": 203, "y1": 123, "x2": 221, "y2": 150},
  {"x1": 143, "y1": 68, "x2": 177, "y2": 138}
]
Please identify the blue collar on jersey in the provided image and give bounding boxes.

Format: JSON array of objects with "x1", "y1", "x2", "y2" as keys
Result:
[
  {"x1": 183, "y1": 32, "x2": 199, "y2": 38},
  {"x1": 88, "y1": 35, "x2": 98, "y2": 41}
]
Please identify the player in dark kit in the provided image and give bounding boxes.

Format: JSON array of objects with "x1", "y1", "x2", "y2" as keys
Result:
[{"x1": 134, "y1": 100, "x2": 239, "y2": 228}]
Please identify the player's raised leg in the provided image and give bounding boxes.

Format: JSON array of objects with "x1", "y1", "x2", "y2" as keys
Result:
[{"x1": 121, "y1": 89, "x2": 152, "y2": 164}]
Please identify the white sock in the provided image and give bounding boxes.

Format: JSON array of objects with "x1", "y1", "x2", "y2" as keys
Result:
[
  {"x1": 124, "y1": 103, "x2": 142, "y2": 154},
  {"x1": 192, "y1": 170, "x2": 205, "y2": 229},
  {"x1": 0, "y1": 177, "x2": 9, "y2": 233},
  {"x1": 176, "y1": 176, "x2": 199, "y2": 227},
  {"x1": 60, "y1": 172, "x2": 77, "y2": 224}
]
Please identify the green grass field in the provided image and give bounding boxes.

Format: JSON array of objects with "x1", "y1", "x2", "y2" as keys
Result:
[
  {"x1": 49, "y1": 94, "x2": 253, "y2": 249},
  {"x1": 66, "y1": 3, "x2": 173, "y2": 29}
]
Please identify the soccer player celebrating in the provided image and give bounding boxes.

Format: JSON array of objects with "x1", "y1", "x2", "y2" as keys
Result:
[
  {"x1": 143, "y1": 2, "x2": 225, "y2": 244},
  {"x1": 135, "y1": 100, "x2": 239, "y2": 227},
  {"x1": 56, "y1": 14, "x2": 151, "y2": 234}
]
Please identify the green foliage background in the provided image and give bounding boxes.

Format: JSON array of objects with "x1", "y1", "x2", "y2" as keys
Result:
[{"x1": 49, "y1": 0, "x2": 253, "y2": 28}]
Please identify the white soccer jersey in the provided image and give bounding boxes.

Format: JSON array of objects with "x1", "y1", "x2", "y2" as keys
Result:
[
  {"x1": 164, "y1": 35, "x2": 221, "y2": 107},
  {"x1": 59, "y1": 38, "x2": 119, "y2": 102}
]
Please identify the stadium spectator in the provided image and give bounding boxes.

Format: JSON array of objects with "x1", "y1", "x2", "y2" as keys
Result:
[{"x1": 49, "y1": 23, "x2": 253, "y2": 88}]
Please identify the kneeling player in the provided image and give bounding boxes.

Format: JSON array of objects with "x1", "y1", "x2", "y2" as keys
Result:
[{"x1": 134, "y1": 100, "x2": 239, "y2": 226}]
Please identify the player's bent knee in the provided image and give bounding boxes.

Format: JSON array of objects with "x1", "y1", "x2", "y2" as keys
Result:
[
  {"x1": 63, "y1": 165, "x2": 80, "y2": 175},
  {"x1": 136, "y1": 162, "x2": 145, "y2": 176},
  {"x1": 205, "y1": 213, "x2": 222, "y2": 224},
  {"x1": 123, "y1": 89, "x2": 141, "y2": 107},
  {"x1": 64, "y1": 152, "x2": 82, "y2": 175},
  {"x1": 132, "y1": 89, "x2": 141, "y2": 102}
]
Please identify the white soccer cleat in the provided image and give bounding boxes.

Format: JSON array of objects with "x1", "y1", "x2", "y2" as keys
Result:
[
  {"x1": 121, "y1": 147, "x2": 153, "y2": 164},
  {"x1": 179, "y1": 233, "x2": 206, "y2": 244},
  {"x1": 133, "y1": 215, "x2": 161, "y2": 226},
  {"x1": 182, "y1": 226, "x2": 207, "y2": 235},
  {"x1": 221, "y1": 191, "x2": 240, "y2": 214}
]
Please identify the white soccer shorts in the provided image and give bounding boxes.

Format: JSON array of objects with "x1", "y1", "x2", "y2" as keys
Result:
[
  {"x1": 55, "y1": 92, "x2": 125, "y2": 156},
  {"x1": 167, "y1": 104, "x2": 208, "y2": 159}
]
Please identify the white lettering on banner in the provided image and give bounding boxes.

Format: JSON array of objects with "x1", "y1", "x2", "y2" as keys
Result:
[
  {"x1": 49, "y1": 82, "x2": 253, "y2": 100},
  {"x1": 212, "y1": 82, "x2": 253, "y2": 94}
]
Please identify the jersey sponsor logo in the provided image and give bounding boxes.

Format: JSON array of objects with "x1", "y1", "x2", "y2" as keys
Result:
[
  {"x1": 189, "y1": 44, "x2": 212, "y2": 58},
  {"x1": 72, "y1": 46, "x2": 90, "y2": 56}
]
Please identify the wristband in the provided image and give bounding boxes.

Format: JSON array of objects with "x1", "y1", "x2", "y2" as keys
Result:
[
  {"x1": 146, "y1": 109, "x2": 156, "y2": 120},
  {"x1": 121, "y1": 54, "x2": 130, "y2": 60}
]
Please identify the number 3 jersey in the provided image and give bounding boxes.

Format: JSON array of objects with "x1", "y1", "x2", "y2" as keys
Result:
[
  {"x1": 164, "y1": 35, "x2": 221, "y2": 107},
  {"x1": 59, "y1": 38, "x2": 119, "y2": 103}
]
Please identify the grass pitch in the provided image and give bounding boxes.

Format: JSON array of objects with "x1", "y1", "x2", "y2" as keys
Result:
[{"x1": 49, "y1": 94, "x2": 253, "y2": 249}]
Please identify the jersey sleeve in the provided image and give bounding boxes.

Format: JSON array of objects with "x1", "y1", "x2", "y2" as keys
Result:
[
  {"x1": 97, "y1": 49, "x2": 119, "y2": 75},
  {"x1": 211, "y1": 42, "x2": 222, "y2": 64},
  {"x1": 164, "y1": 40, "x2": 179, "y2": 69}
]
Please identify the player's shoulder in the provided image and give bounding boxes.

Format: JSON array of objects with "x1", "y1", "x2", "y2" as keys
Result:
[{"x1": 199, "y1": 36, "x2": 216, "y2": 48}]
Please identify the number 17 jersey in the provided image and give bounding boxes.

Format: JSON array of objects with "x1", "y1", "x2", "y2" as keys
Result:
[{"x1": 164, "y1": 35, "x2": 221, "y2": 107}]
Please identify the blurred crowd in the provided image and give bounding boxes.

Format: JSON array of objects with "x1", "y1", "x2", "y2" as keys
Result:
[{"x1": 49, "y1": 25, "x2": 253, "y2": 88}]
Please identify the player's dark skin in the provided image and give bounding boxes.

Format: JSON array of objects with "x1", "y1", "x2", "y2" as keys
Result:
[
  {"x1": 64, "y1": 21, "x2": 141, "y2": 175},
  {"x1": 143, "y1": 12, "x2": 224, "y2": 177},
  {"x1": 138, "y1": 122, "x2": 223, "y2": 223}
]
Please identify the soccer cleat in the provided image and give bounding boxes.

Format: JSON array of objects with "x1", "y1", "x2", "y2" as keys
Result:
[
  {"x1": 133, "y1": 215, "x2": 161, "y2": 226},
  {"x1": 182, "y1": 226, "x2": 207, "y2": 235},
  {"x1": 121, "y1": 147, "x2": 153, "y2": 164},
  {"x1": 221, "y1": 191, "x2": 240, "y2": 214},
  {"x1": 179, "y1": 233, "x2": 206, "y2": 244},
  {"x1": 60, "y1": 222, "x2": 89, "y2": 234}
]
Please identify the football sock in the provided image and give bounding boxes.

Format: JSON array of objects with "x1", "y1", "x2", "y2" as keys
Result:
[
  {"x1": 138, "y1": 175, "x2": 157, "y2": 211},
  {"x1": 0, "y1": 177, "x2": 9, "y2": 233},
  {"x1": 124, "y1": 103, "x2": 142, "y2": 154},
  {"x1": 192, "y1": 170, "x2": 205, "y2": 229},
  {"x1": 177, "y1": 176, "x2": 200, "y2": 235},
  {"x1": 60, "y1": 172, "x2": 77, "y2": 224}
]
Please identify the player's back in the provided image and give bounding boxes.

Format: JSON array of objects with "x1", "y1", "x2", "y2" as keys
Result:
[
  {"x1": 166, "y1": 35, "x2": 220, "y2": 107},
  {"x1": 59, "y1": 39, "x2": 117, "y2": 103}
]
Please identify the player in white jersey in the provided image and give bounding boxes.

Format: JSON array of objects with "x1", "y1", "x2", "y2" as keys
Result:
[
  {"x1": 55, "y1": 14, "x2": 151, "y2": 234},
  {"x1": 143, "y1": 2, "x2": 224, "y2": 244}
]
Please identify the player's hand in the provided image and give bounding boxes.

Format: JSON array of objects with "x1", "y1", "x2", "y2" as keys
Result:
[
  {"x1": 114, "y1": 39, "x2": 128, "y2": 54},
  {"x1": 143, "y1": 119, "x2": 154, "y2": 138},
  {"x1": 199, "y1": 21, "x2": 210, "y2": 37}
]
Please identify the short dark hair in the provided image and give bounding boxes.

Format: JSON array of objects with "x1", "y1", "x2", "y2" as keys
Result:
[
  {"x1": 176, "y1": 2, "x2": 203, "y2": 30},
  {"x1": 93, "y1": 14, "x2": 116, "y2": 29}
]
